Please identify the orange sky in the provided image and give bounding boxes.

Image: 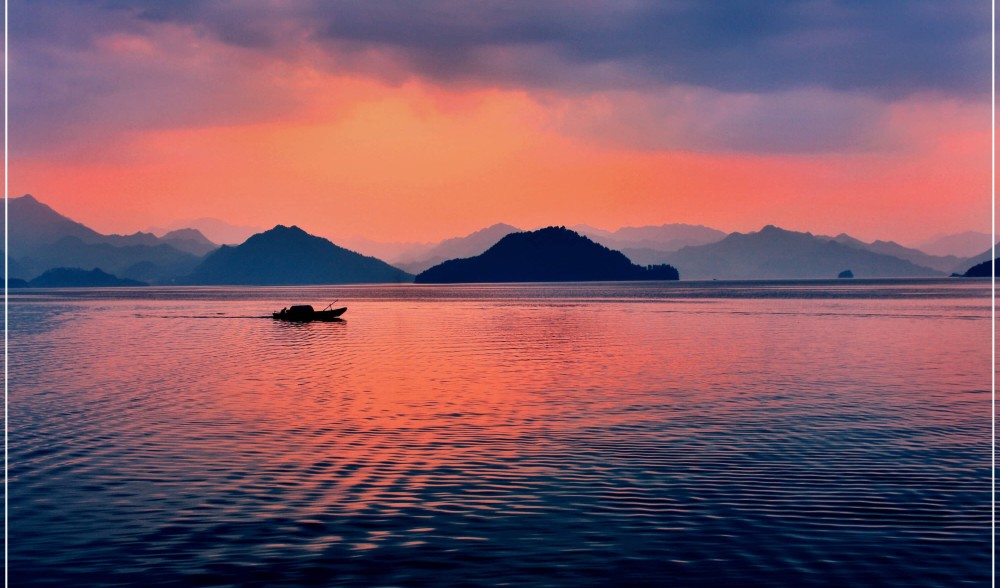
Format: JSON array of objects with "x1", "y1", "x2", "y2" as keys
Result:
[{"x1": 8, "y1": 3, "x2": 993, "y2": 245}]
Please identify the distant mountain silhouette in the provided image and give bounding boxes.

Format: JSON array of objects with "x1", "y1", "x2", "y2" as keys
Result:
[
  {"x1": 28, "y1": 267, "x2": 147, "y2": 288},
  {"x1": 7, "y1": 254, "x2": 28, "y2": 280},
  {"x1": 658, "y1": 225, "x2": 943, "y2": 280},
  {"x1": 5, "y1": 194, "x2": 105, "y2": 257},
  {"x1": 838, "y1": 270, "x2": 854, "y2": 278},
  {"x1": 917, "y1": 231, "x2": 993, "y2": 258},
  {"x1": 569, "y1": 224, "x2": 615, "y2": 240},
  {"x1": 395, "y1": 223, "x2": 522, "y2": 274},
  {"x1": 7, "y1": 194, "x2": 216, "y2": 256},
  {"x1": 149, "y1": 218, "x2": 263, "y2": 245},
  {"x1": 415, "y1": 227, "x2": 679, "y2": 283},
  {"x1": 956, "y1": 245, "x2": 999, "y2": 273},
  {"x1": 161, "y1": 228, "x2": 218, "y2": 256},
  {"x1": 573, "y1": 223, "x2": 726, "y2": 256},
  {"x1": 6, "y1": 194, "x2": 209, "y2": 281},
  {"x1": 826, "y1": 234, "x2": 961, "y2": 273},
  {"x1": 337, "y1": 235, "x2": 434, "y2": 265},
  {"x1": 96, "y1": 229, "x2": 217, "y2": 257},
  {"x1": 7, "y1": 194, "x2": 987, "y2": 285},
  {"x1": 20, "y1": 236, "x2": 201, "y2": 283},
  {"x1": 961, "y1": 258, "x2": 995, "y2": 278},
  {"x1": 99, "y1": 231, "x2": 168, "y2": 248},
  {"x1": 184, "y1": 225, "x2": 413, "y2": 285}
]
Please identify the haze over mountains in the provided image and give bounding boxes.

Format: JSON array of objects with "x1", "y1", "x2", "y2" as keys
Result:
[
  {"x1": 6, "y1": 195, "x2": 209, "y2": 283},
  {"x1": 148, "y1": 218, "x2": 264, "y2": 246},
  {"x1": 344, "y1": 223, "x2": 727, "y2": 272},
  {"x1": 960, "y1": 246, "x2": 998, "y2": 270},
  {"x1": 4, "y1": 194, "x2": 991, "y2": 286},
  {"x1": 916, "y1": 231, "x2": 993, "y2": 258},
  {"x1": 572, "y1": 223, "x2": 728, "y2": 265},
  {"x1": 653, "y1": 226, "x2": 944, "y2": 280},
  {"x1": 824, "y1": 234, "x2": 965, "y2": 274},
  {"x1": 6, "y1": 194, "x2": 105, "y2": 253},
  {"x1": 336, "y1": 236, "x2": 434, "y2": 266},
  {"x1": 392, "y1": 224, "x2": 523, "y2": 274}
]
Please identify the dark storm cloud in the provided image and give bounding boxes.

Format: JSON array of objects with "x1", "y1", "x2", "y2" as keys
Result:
[
  {"x1": 6, "y1": 1, "x2": 989, "y2": 156},
  {"x1": 8, "y1": 0, "x2": 307, "y2": 156},
  {"x1": 85, "y1": 0, "x2": 990, "y2": 97}
]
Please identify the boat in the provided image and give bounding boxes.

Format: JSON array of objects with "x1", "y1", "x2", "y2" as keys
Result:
[{"x1": 273, "y1": 304, "x2": 347, "y2": 322}]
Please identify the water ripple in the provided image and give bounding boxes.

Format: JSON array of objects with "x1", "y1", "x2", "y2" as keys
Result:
[{"x1": 9, "y1": 282, "x2": 991, "y2": 587}]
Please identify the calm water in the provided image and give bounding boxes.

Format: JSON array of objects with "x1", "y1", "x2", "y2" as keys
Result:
[{"x1": 9, "y1": 280, "x2": 993, "y2": 587}]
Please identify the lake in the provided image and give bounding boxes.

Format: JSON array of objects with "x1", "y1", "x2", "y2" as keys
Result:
[{"x1": 8, "y1": 280, "x2": 992, "y2": 587}]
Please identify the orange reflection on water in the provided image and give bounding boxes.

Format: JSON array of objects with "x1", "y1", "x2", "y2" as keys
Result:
[{"x1": 9, "y1": 284, "x2": 991, "y2": 586}]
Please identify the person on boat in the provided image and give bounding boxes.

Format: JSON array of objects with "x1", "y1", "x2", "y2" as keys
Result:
[{"x1": 280, "y1": 307, "x2": 287, "y2": 315}]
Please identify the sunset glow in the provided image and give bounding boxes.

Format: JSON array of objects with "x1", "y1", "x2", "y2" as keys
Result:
[
  {"x1": 8, "y1": 2, "x2": 991, "y2": 244},
  {"x1": 9, "y1": 4, "x2": 994, "y2": 585}
]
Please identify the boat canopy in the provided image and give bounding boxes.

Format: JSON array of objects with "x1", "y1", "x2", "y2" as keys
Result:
[{"x1": 288, "y1": 305, "x2": 314, "y2": 313}]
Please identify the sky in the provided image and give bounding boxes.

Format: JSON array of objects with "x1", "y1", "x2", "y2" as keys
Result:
[{"x1": 7, "y1": 1, "x2": 993, "y2": 245}]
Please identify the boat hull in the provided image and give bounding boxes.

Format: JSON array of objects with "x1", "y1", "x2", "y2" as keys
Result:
[{"x1": 272, "y1": 307, "x2": 347, "y2": 322}]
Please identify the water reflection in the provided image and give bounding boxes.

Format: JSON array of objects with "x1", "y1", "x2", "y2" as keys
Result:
[{"x1": 9, "y1": 282, "x2": 991, "y2": 587}]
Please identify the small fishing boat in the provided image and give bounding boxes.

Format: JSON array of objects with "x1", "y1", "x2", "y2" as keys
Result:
[{"x1": 273, "y1": 304, "x2": 347, "y2": 322}]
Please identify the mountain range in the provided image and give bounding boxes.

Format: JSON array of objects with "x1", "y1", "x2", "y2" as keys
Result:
[
  {"x1": 3, "y1": 193, "x2": 991, "y2": 286},
  {"x1": 6, "y1": 195, "x2": 213, "y2": 282},
  {"x1": 23, "y1": 237, "x2": 204, "y2": 283},
  {"x1": 7, "y1": 195, "x2": 216, "y2": 256},
  {"x1": 656, "y1": 225, "x2": 944, "y2": 280},
  {"x1": 824, "y1": 234, "x2": 965, "y2": 274}
]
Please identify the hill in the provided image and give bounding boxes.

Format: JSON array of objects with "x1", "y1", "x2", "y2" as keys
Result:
[
  {"x1": 394, "y1": 223, "x2": 522, "y2": 274},
  {"x1": 961, "y1": 258, "x2": 995, "y2": 278},
  {"x1": 29, "y1": 267, "x2": 147, "y2": 288},
  {"x1": 415, "y1": 227, "x2": 679, "y2": 283},
  {"x1": 5, "y1": 194, "x2": 105, "y2": 257},
  {"x1": 660, "y1": 225, "x2": 943, "y2": 280},
  {"x1": 184, "y1": 225, "x2": 413, "y2": 285}
]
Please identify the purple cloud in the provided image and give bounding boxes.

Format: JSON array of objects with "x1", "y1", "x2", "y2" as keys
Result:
[
  {"x1": 96, "y1": 0, "x2": 989, "y2": 97},
  {"x1": 7, "y1": 0, "x2": 990, "y2": 156}
]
